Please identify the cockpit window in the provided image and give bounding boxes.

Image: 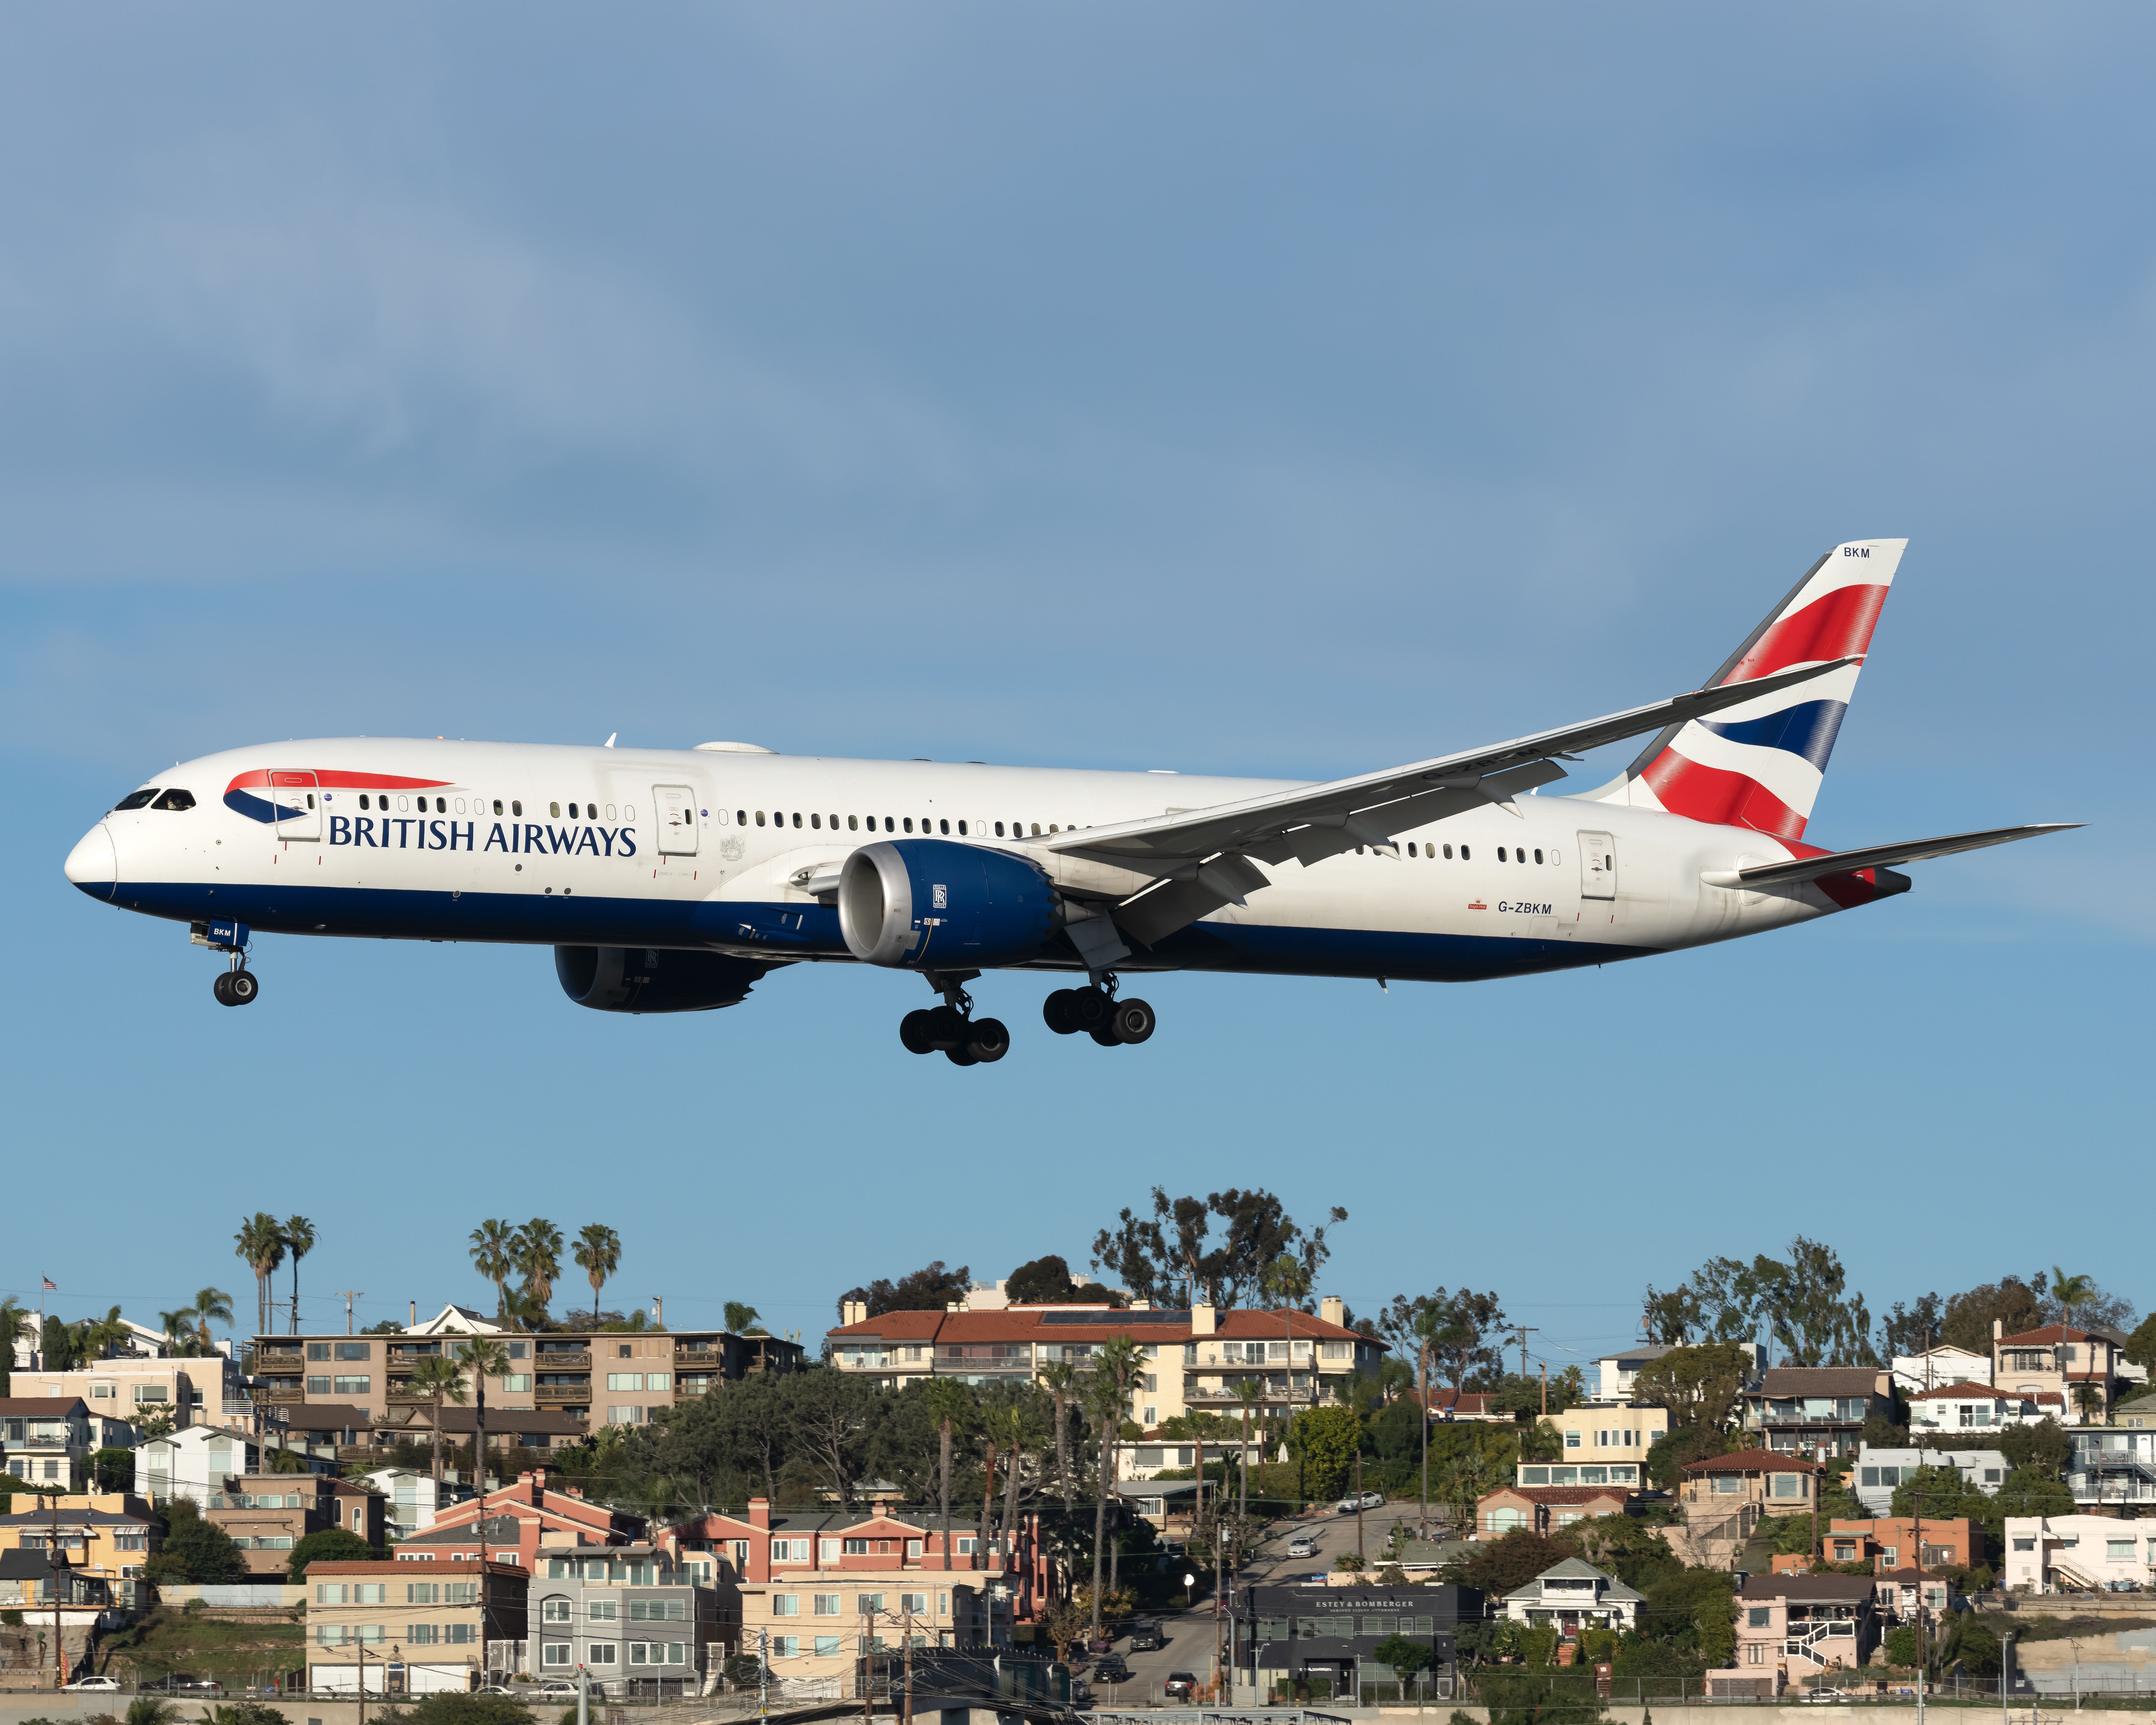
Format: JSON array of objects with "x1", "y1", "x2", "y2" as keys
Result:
[
  {"x1": 152, "y1": 788, "x2": 197, "y2": 811},
  {"x1": 113, "y1": 790, "x2": 158, "y2": 811}
]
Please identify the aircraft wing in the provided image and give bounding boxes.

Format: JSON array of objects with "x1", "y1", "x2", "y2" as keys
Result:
[
  {"x1": 1717, "y1": 822, "x2": 2082, "y2": 889},
  {"x1": 1049, "y1": 656, "x2": 1858, "y2": 870}
]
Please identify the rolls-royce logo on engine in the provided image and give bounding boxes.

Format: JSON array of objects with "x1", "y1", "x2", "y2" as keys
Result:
[{"x1": 931, "y1": 883, "x2": 948, "y2": 909}]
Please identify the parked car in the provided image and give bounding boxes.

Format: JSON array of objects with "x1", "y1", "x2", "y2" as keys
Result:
[
  {"x1": 1286, "y1": 1535, "x2": 1317, "y2": 1559},
  {"x1": 1093, "y1": 1656, "x2": 1132, "y2": 1685},
  {"x1": 155, "y1": 1675, "x2": 222, "y2": 1695},
  {"x1": 1802, "y1": 1690, "x2": 1849, "y2": 1704},
  {"x1": 1164, "y1": 1672, "x2": 1199, "y2": 1701},
  {"x1": 1071, "y1": 1678, "x2": 1094, "y2": 1708},
  {"x1": 475, "y1": 1685, "x2": 516, "y2": 1696},
  {"x1": 64, "y1": 1677, "x2": 122, "y2": 1692},
  {"x1": 1129, "y1": 1619, "x2": 1164, "y2": 1651},
  {"x1": 537, "y1": 1680, "x2": 582, "y2": 1699}
]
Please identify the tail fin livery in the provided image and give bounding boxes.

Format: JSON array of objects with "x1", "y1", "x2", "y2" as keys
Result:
[{"x1": 1588, "y1": 538, "x2": 1906, "y2": 840}]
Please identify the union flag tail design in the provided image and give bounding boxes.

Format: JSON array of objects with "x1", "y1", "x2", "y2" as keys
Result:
[{"x1": 1593, "y1": 539, "x2": 1906, "y2": 841}]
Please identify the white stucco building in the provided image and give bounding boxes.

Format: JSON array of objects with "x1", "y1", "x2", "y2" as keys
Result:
[{"x1": 2005, "y1": 1515, "x2": 2156, "y2": 1593}]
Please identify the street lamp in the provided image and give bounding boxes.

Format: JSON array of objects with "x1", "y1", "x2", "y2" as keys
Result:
[{"x1": 1182, "y1": 1572, "x2": 1196, "y2": 1609}]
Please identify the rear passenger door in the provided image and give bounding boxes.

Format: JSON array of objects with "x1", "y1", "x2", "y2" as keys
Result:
[
  {"x1": 1577, "y1": 831, "x2": 1615, "y2": 899},
  {"x1": 654, "y1": 785, "x2": 698, "y2": 856}
]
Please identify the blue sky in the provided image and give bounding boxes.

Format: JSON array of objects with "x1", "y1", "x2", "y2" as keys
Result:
[{"x1": 4, "y1": 5, "x2": 2148, "y2": 1368}]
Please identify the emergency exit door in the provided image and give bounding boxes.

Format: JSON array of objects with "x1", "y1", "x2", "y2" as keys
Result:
[
  {"x1": 654, "y1": 785, "x2": 699, "y2": 856},
  {"x1": 1578, "y1": 831, "x2": 1616, "y2": 899}
]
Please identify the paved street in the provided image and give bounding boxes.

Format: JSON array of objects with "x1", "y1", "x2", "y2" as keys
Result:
[{"x1": 1085, "y1": 1492, "x2": 1453, "y2": 1705}]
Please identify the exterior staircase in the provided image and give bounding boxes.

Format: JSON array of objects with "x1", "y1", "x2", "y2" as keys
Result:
[{"x1": 1668, "y1": 1501, "x2": 1761, "y2": 1572}]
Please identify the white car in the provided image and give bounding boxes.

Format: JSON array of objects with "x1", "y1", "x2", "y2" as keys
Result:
[
  {"x1": 65, "y1": 1677, "x2": 122, "y2": 1692},
  {"x1": 1335, "y1": 1490, "x2": 1385, "y2": 1512},
  {"x1": 1286, "y1": 1535, "x2": 1317, "y2": 1559},
  {"x1": 537, "y1": 1680, "x2": 582, "y2": 1699}
]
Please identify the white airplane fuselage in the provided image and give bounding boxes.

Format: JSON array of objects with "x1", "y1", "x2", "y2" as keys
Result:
[{"x1": 65, "y1": 736, "x2": 1870, "y2": 988}]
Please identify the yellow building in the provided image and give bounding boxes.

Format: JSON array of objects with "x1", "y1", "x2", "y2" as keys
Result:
[{"x1": 0, "y1": 1492, "x2": 158, "y2": 1583}]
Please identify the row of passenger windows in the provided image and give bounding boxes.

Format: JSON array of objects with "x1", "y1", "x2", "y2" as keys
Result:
[
  {"x1": 344, "y1": 795, "x2": 639, "y2": 822},
  {"x1": 1394, "y1": 841, "x2": 1557, "y2": 864},
  {"x1": 745, "y1": 812, "x2": 1071, "y2": 838}
]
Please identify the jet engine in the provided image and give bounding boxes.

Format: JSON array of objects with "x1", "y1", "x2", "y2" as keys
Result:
[
  {"x1": 838, "y1": 838, "x2": 1059, "y2": 969},
  {"x1": 554, "y1": 945, "x2": 772, "y2": 1012}
]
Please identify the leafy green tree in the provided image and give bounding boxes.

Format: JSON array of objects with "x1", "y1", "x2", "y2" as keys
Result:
[
  {"x1": 143, "y1": 1499, "x2": 245, "y2": 1583},
  {"x1": 1648, "y1": 1241, "x2": 1874, "y2": 1364},
  {"x1": 1883, "y1": 1624, "x2": 1920, "y2": 1668},
  {"x1": 1085, "y1": 1334, "x2": 1144, "y2": 1635},
  {"x1": 407, "y1": 1355, "x2": 467, "y2": 1485},
  {"x1": 1005, "y1": 1255, "x2": 1080, "y2": 1304},
  {"x1": 0, "y1": 1299, "x2": 31, "y2": 1394},
  {"x1": 204, "y1": 1702, "x2": 293, "y2": 1725},
  {"x1": 288, "y1": 1527, "x2": 374, "y2": 1577},
  {"x1": 1637, "y1": 1567, "x2": 1736, "y2": 1666},
  {"x1": 1448, "y1": 1530, "x2": 1580, "y2": 1596},
  {"x1": 1939, "y1": 1277, "x2": 2042, "y2": 1355},
  {"x1": 1566, "y1": 1514, "x2": 1684, "y2": 1591},
  {"x1": 1092, "y1": 1187, "x2": 1345, "y2": 1311},
  {"x1": 371, "y1": 1696, "x2": 537, "y2": 1725},
  {"x1": 1881, "y1": 1294, "x2": 1945, "y2": 1359},
  {"x1": 189, "y1": 1288, "x2": 236, "y2": 1355},
  {"x1": 235, "y1": 1212, "x2": 286, "y2": 1338},
  {"x1": 1998, "y1": 1418, "x2": 2071, "y2": 1477},
  {"x1": 90, "y1": 1447, "x2": 134, "y2": 1491},
  {"x1": 1632, "y1": 1343, "x2": 1750, "y2": 1431},
  {"x1": 1478, "y1": 1666, "x2": 1606, "y2": 1725},
  {"x1": 2127, "y1": 1315, "x2": 2156, "y2": 1374},
  {"x1": 1287, "y1": 1405, "x2": 1362, "y2": 1502},
  {"x1": 514, "y1": 1220, "x2": 564, "y2": 1317},
  {"x1": 1373, "y1": 1633, "x2": 1435, "y2": 1685}
]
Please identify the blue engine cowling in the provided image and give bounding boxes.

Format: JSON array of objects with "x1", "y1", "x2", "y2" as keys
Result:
[
  {"x1": 555, "y1": 945, "x2": 773, "y2": 1012},
  {"x1": 837, "y1": 838, "x2": 1059, "y2": 968}
]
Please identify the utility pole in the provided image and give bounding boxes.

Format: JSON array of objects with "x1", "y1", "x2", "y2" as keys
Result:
[
  {"x1": 758, "y1": 1626, "x2": 770, "y2": 1717},
  {"x1": 2003, "y1": 1631, "x2": 2014, "y2": 1723},
  {"x1": 358, "y1": 1638, "x2": 368, "y2": 1725},
  {"x1": 577, "y1": 1664, "x2": 588, "y2": 1725},
  {"x1": 1915, "y1": 1484, "x2": 1927, "y2": 1725},
  {"x1": 339, "y1": 1292, "x2": 364, "y2": 1336},
  {"x1": 903, "y1": 1610, "x2": 915, "y2": 1725},
  {"x1": 1354, "y1": 1451, "x2": 1365, "y2": 1566},
  {"x1": 47, "y1": 1492, "x2": 62, "y2": 1688},
  {"x1": 1508, "y1": 1327, "x2": 1540, "y2": 1389},
  {"x1": 1539, "y1": 1363, "x2": 1548, "y2": 1418},
  {"x1": 1213, "y1": 1518, "x2": 1226, "y2": 1701}
]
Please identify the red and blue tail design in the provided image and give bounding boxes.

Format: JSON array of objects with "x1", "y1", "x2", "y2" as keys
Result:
[{"x1": 1590, "y1": 539, "x2": 1905, "y2": 840}]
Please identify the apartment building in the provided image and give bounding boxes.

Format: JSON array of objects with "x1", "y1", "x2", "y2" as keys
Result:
[
  {"x1": 206, "y1": 1474, "x2": 387, "y2": 1574},
  {"x1": 1994, "y1": 1323, "x2": 2129, "y2": 1424},
  {"x1": 827, "y1": 1296, "x2": 1383, "y2": 1427},
  {"x1": 0, "y1": 1493, "x2": 158, "y2": 1582},
  {"x1": 306, "y1": 1559, "x2": 528, "y2": 1693},
  {"x1": 1738, "y1": 1369, "x2": 1893, "y2": 1459},
  {"x1": 2064, "y1": 1424, "x2": 2156, "y2": 1510},
  {"x1": 0, "y1": 1398, "x2": 96, "y2": 1490},
  {"x1": 12, "y1": 1354, "x2": 251, "y2": 1436},
  {"x1": 253, "y1": 1320, "x2": 801, "y2": 1432},
  {"x1": 396, "y1": 1469, "x2": 641, "y2": 1570},
  {"x1": 134, "y1": 1425, "x2": 266, "y2": 1506},
  {"x1": 1851, "y1": 1446, "x2": 2008, "y2": 1516},
  {"x1": 2005, "y1": 1514, "x2": 2156, "y2": 1593},
  {"x1": 1907, "y1": 1382, "x2": 2052, "y2": 1433},
  {"x1": 530, "y1": 1543, "x2": 730, "y2": 1695}
]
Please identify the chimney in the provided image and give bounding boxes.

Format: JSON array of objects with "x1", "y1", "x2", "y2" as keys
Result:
[
  {"x1": 653, "y1": 1296, "x2": 664, "y2": 1327},
  {"x1": 1320, "y1": 1295, "x2": 1344, "y2": 1328},
  {"x1": 1994, "y1": 1319, "x2": 2003, "y2": 1341},
  {"x1": 748, "y1": 1497, "x2": 771, "y2": 1531},
  {"x1": 1191, "y1": 1305, "x2": 1216, "y2": 1336},
  {"x1": 841, "y1": 1300, "x2": 868, "y2": 1328},
  {"x1": 410, "y1": 1300, "x2": 417, "y2": 1328}
]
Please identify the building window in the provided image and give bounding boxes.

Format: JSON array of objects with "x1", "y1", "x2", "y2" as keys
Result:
[
  {"x1": 814, "y1": 1594, "x2": 841, "y2": 1617},
  {"x1": 1564, "y1": 1431, "x2": 1581, "y2": 1450},
  {"x1": 335, "y1": 1343, "x2": 370, "y2": 1361},
  {"x1": 773, "y1": 1595, "x2": 798, "y2": 1617},
  {"x1": 543, "y1": 1644, "x2": 571, "y2": 1667},
  {"x1": 587, "y1": 1643, "x2": 616, "y2": 1666},
  {"x1": 812, "y1": 1637, "x2": 841, "y2": 1659},
  {"x1": 589, "y1": 1599, "x2": 618, "y2": 1622},
  {"x1": 333, "y1": 1376, "x2": 371, "y2": 1396},
  {"x1": 543, "y1": 1597, "x2": 571, "y2": 1622}
]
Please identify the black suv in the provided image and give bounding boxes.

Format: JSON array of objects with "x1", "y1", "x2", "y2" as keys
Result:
[
  {"x1": 1164, "y1": 1672, "x2": 1199, "y2": 1701},
  {"x1": 1092, "y1": 1656, "x2": 1132, "y2": 1685},
  {"x1": 1128, "y1": 1619, "x2": 1163, "y2": 1651}
]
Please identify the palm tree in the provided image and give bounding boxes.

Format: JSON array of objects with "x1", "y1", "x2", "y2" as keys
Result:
[
  {"x1": 922, "y1": 1378, "x2": 971, "y2": 1570},
  {"x1": 724, "y1": 1301, "x2": 763, "y2": 1335},
  {"x1": 82, "y1": 1305, "x2": 131, "y2": 1362},
  {"x1": 516, "y1": 1219, "x2": 564, "y2": 1319},
  {"x1": 282, "y1": 1217, "x2": 316, "y2": 1336},
  {"x1": 125, "y1": 1696, "x2": 186, "y2": 1725},
  {"x1": 2051, "y1": 1268, "x2": 2095, "y2": 1332},
  {"x1": 986, "y1": 1402, "x2": 1037, "y2": 1569},
  {"x1": 575, "y1": 1224, "x2": 621, "y2": 1325},
  {"x1": 406, "y1": 1354, "x2": 469, "y2": 1486},
  {"x1": 233, "y1": 1213, "x2": 285, "y2": 1340},
  {"x1": 158, "y1": 1308, "x2": 195, "y2": 1356},
  {"x1": 469, "y1": 1220, "x2": 519, "y2": 1320},
  {"x1": 1232, "y1": 1375, "x2": 1266, "y2": 1524},
  {"x1": 1086, "y1": 1334, "x2": 1144, "y2": 1639},
  {"x1": 191, "y1": 1288, "x2": 236, "y2": 1356},
  {"x1": 1040, "y1": 1360, "x2": 1079, "y2": 1515},
  {"x1": 453, "y1": 1337, "x2": 512, "y2": 1497}
]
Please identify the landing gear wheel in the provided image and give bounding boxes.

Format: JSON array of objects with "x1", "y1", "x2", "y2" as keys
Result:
[
  {"x1": 964, "y1": 1017, "x2": 1011, "y2": 1063},
  {"x1": 899, "y1": 1008, "x2": 938, "y2": 1055},
  {"x1": 1089, "y1": 1024, "x2": 1122, "y2": 1047},
  {"x1": 226, "y1": 969, "x2": 259, "y2": 1006},
  {"x1": 213, "y1": 972, "x2": 234, "y2": 1006},
  {"x1": 1042, "y1": 989, "x2": 1079, "y2": 1035},
  {"x1": 1107, "y1": 997, "x2": 1154, "y2": 1044},
  {"x1": 924, "y1": 1004, "x2": 967, "y2": 1051},
  {"x1": 944, "y1": 1043, "x2": 980, "y2": 1067},
  {"x1": 1067, "y1": 987, "x2": 1111, "y2": 1034}
]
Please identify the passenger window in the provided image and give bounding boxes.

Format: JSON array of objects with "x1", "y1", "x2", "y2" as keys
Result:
[
  {"x1": 1031, "y1": 823, "x2": 1040, "y2": 836},
  {"x1": 1498, "y1": 846, "x2": 1507, "y2": 862},
  {"x1": 755, "y1": 812, "x2": 766, "y2": 827},
  {"x1": 551, "y1": 802, "x2": 562, "y2": 818},
  {"x1": 1407, "y1": 843, "x2": 1416, "y2": 856},
  {"x1": 436, "y1": 797, "x2": 447, "y2": 814},
  {"x1": 903, "y1": 818, "x2": 913, "y2": 833},
  {"x1": 829, "y1": 814, "x2": 838, "y2": 830},
  {"x1": 152, "y1": 788, "x2": 196, "y2": 811},
  {"x1": 939, "y1": 819, "x2": 949, "y2": 835},
  {"x1": 1534, "y1": 849, "x2": 1544, "y2": 864},
  {"x1": 113, "y1": 789, "x2": 159, "y2": 811},
  {"x1": 848, "y1": 816, "x2": 858, "y2": 831},
  {"x1": 359, "y1": 794, "x2": 372, "y2": 810},
  {"x1": 624, "y1": 803, "x2": 635, "y2": 820},
  {"x1": 568, "y1": 802, "x2": 579, "y2": 818},
  {"x1": 1049, "y1": 824, "x2": 1058, "y2": 834},
  {"x1": 792, "y1": 812, "x2": 802, "y2": 828},
  {"x1": 1460, "y1": 844, "x2": 1470, "y2": 860},
  {"x1": 995, "y1": 822, "x2": 1005, "y2": 837},
  {"x1": 493, "y1": 800, "x2": 503, "y2": 816},
  {"x1": 606, "y1": 804, "x2": 616, "y2": 820},
  {"x1": 811, "y1": 813, "x2": 821, "y2": 829},
  {"x1": 513, "y1": 801, "x2": 523, "y2": 816},
  {"x1": 957, "y1": 820, "x2": 967, "y2": 836},
  {"x1": 1443, "y1": 844, "x2": 1453, "y2": 859},
  {"x1": 737, "y1": 811, "x2": 747, "y2": 826}
]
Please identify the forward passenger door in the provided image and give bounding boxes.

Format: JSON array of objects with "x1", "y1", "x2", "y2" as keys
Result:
[{"x1": 654, "y1": 785, "x2": 699, "y2": 856}]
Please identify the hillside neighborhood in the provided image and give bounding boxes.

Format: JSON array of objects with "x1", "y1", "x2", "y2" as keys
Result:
[{"x1": 4, "y1": 1211, "x2": 2156, "y2": 1711}]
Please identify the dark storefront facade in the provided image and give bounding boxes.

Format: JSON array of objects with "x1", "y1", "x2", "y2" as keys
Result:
[{"x1": 1238, "y1": 1582, "x2": 1484, "y2": 1703}]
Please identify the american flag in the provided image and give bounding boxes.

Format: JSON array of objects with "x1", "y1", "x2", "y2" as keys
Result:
[{"x1": 41, "y1": 1276, "x2": 55, "y2": 1290}]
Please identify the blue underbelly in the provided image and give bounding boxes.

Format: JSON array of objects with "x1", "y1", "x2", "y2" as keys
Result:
[{"x1": 103, "y1": 881, "x2": 1658, "y2": 982}]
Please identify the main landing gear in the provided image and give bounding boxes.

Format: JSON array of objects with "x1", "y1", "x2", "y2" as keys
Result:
[
  {"x1": 899, "y1": 970, "x2": 1009, "y2": 1066},
  {"x1": 1043, "y1": 976, "x2": 1155, "y2": 1047}
]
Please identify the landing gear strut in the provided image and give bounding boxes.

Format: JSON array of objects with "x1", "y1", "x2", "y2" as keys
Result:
[
  {"x1": 1043, "y1": 974, "x2": 1154, "y2": 1046},
  {"x1": 898, "y1": 970, "x2": 1008, "y2": 1066}
]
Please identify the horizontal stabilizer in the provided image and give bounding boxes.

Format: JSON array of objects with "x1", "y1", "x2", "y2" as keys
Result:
[{"x1": 1710, "y1": 822, "x2": 2081, "y2": 889}]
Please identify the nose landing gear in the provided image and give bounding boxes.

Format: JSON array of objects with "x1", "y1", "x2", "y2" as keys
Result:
[
  {"x1": 898, "y1": 970, "x2": 1007, "y2": 1065},
  {"x1": 1043, "y1": 976, "x2": 1154, "y2": 1046},
  {"x1": 193, "y1": 919, "x2": 259, "y2": 1007}
]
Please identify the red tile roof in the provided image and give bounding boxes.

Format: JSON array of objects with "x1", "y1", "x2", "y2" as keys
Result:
[
  {"x1": 830, "y1": 1311, "x2": 945, "y2": 1339},
  {"x1": 1682, "y1": 1447, "x2": 1824, "y2": 1475},
  {"x1": 1415, "y1": 1389, "x2": 1493, "y2": 1414},
  {"x1": 0, "y1": 1398, "x2": 87, "y2": 1417},
  {"x1": 1998, "y1": 1325, "x2": 2093, "y2": 1346},
  {"x1": 1909, "y1": 1381, "x2": 2013, "y2": 1400},
  {"x1": 1480, "y1": 1485, "x2": 1633, "y2": 1506}
]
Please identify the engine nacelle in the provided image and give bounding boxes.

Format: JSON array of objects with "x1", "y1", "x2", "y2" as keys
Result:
[
  {"x1": 554, "y1": 945, "x2": 771, "y2": 1013},
  {"x1": 838, "y1": 838, "x2": 1059, "y2": 969}
]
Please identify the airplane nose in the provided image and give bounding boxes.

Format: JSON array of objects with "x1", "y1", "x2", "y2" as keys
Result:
[{"x1": 65, "y1": 825, "x2": 117, "y2": 901}]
